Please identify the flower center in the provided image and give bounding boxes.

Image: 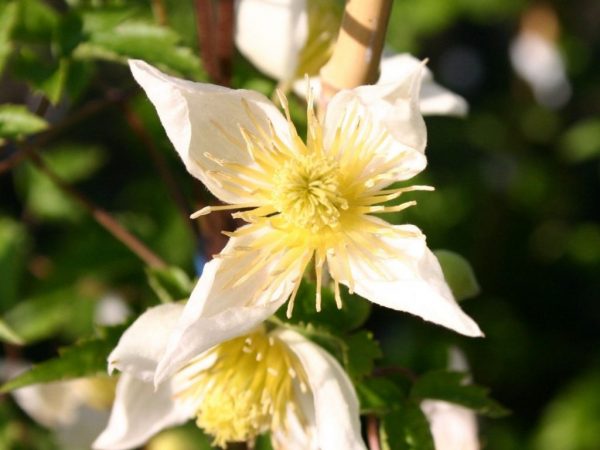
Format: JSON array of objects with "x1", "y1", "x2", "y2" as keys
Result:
[
  {"x1": 177, "y1": 329, "x2": 306, "y2": 448},
  {"x1": 272, "y1": 154, "x2": 348, "y2": 232}
]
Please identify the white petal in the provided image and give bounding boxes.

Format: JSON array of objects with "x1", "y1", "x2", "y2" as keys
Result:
[
  {"x1": 155, "y1": 226, "x2": 302, "y2": 384},
  {"x1": 12, "y1": 379, "x2": 82, "y2": 428},
  {"x1": 55, "y1": 408, "x2": 110, "y2": 450},
  {"x1": 93, "y1": 374, "x2": 192, "y2": 450},
  {"x1": 295, "y1": 53, "x2": 468, "y2": 117},
  {"x1": 277, "y1": 329, "x2": 367, "y2": 450},
  {"x1": 108, "y1": 303, "x2": 184, "y2": 381},
  {"x1": 328, "y1": 222, "x2": 483, "y2": 337},
  {"x1": 129, "y1": 59, "x2": 291, "y2": 204},
  {"x1": 94, "y1": 293, "x2": 131, "y2": 326},
  {"x1": 323, "y1": 62, "x2": 427, "y2": 187},
  {"x1": 272, "y1": 384, "x2": 319, "y2": 450},
  {"x1": 421, "y1": 400, "x2": 480, "y2": 450},
  {"x1": 235, "y1": 0, "x2": 308, "y2": 80},
  {"x1": 379, "y1": 54, "x2": 468, "y2": 117}
]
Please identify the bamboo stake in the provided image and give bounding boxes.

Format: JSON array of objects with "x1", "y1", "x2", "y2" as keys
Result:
[{"x1": 319, "y1": 0, "x2": 393, "y2": 105}]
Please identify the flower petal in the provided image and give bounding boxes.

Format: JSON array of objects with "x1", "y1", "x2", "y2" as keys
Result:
[
  {"x1": 92, "y1": 374, "x2": 192, "y2": 450},
  {"x1": 155, "y1": 226, "x2": 303, "y2": 385},
  {"x1": 379, "y1": 54, "x2": 468, "y2": 117},
  {"x1": 108, "y1": 303, "x2": 184, "y2": 381},
  {"x1": 421, "y1": 400, "x2": 480, "y2": 450},
  {"x1": 12, "y1": 379, "x2": 82, "y2": 428},
  {"x1": 235, "y1": 0, "x2": 308, "y2": 80},
  {"x1": 277, "y1": 329, "x2": 367, "y2": 450},
  {"x1": 323, "y1": 61, "x2": 427, "y2": 188},
  {"x1": 129, "y1": 59, "x2": 291, "y2": 204},
  {"x1": 328, "y1": 221, "x2": 483, "y2": 337}
]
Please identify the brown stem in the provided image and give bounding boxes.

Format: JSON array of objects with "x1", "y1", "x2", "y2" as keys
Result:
[
  {"x1": 319, "y1": 0, "x2": 393, "y2": 107},
  {"x1": 216, "y1": 0, "x2": 234, "y2": 86},
  {"x1": 373, "y1": 365, "x2": 418, "y2": 382},
  {"x1": 118, "y1": 100, "x2": 198, "y2": 240},
  {"x1": 0, "y1": 90, "x2": 132, "y2": 175},
  {"x1": 27, "y1": 151, "x2": 167, "y2": 268},
  {"x1": 195, "y1": 0, "x2": 218, "y2": 81},
  {"x1": 367, "y1": 415, "x2": 382, "y2": 450}
]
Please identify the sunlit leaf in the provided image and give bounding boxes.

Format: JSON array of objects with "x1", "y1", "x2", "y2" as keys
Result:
[
  {"x1": 434, "y1": 250, "x2": 480, "y2": 301},
  {"x1": 0, "y1": 104, "x2": 47, "y2": 140}
]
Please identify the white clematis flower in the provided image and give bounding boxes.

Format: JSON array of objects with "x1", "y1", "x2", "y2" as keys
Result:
[
  {"x1": 93, "y1": 303, "x2": 366, "y2": 450},
  {"x1": 235, "y1": 0, "x2": 467, "y2": 116},
  {"x1": 129, "y1": 59, "x2": 482, "y2": 382}
]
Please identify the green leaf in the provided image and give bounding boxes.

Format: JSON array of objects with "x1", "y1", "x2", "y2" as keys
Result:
[
  {"x1": 11, "y1": 50, "x2": 68, "y2": 103},
  {"x1": 2, "y1": 287, "x2": 96, "y2": 343},
  {"x1": 254, "y1": 433, "x2": 275, "y2": 450},
  {"x1": 15, "y1": 144, "x2": 106, "y2": 221},
  {"x1": 356, "y1": 377, "x2": 407, "y2": 414},
  {"x1": 147, "y1": 423, "x2": 213, "y2": 450},
  {"x1": 380, "y1": 402, "x2": 435, "y2": 450},
  {"x1": 13, "y1": 0, "x2": 59, "y2": 42},
  {"x1": 411, "y1": 370, "x2": 509, "y2": 417},
  {"x1": 74, "y1": 20, "x2": 203, "y2": 79},
  {"x1": 0, "y1": 217, "x2": 29, "y2": 310},
  {"x1": 0, "y1": 325, "x2": 125, "y2": 393},
  {"x1": 346, "y1": 331, "x2": 383, "y2": 379},
  {"x1": 559, "y1": 118, "x2": 600, "y2": 163},
  {"x1": 276, "y1": 280, "x2": 371, "y2": 333},
  {"x1": 0, "y1": 104, "x2": 47, "y2": 140},
  {"x1": 0, "y1": 318, "x2": 24, "y2": 345},
  {"x1": 0, "y1": 1, "x2": 19, "y2": 74},
  {"x1": 146, "y1": 266, "x2": 194, "y2": 303},
  {"x1": 434, "y1": 250, "x2": 480, "y2": 301}
]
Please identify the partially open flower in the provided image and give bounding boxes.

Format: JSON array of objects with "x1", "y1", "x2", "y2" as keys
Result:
[
  {"x1": 93, "y1": 303, "x2": 366, "y2": 450},
  {"x1": 128, "y1": 59, "x2": 482, "y2": 383}
]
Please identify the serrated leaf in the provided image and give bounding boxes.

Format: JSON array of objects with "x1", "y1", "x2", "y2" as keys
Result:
[
  {"x1": 411, "y1": 370, "x2": 509, "y2": 417},
  {"x1": 74, "y1": 20, "x2": 203, "y2": 78},
  {"x1": 146, "y1": 266, "x2": 194, "y2": 303},
  {"x1": 0, "y1": 2, "x2": 19, "y2": 74},
  {"x1": 276, "y1": 280, "x2": 371, "y2": 333},
  {"x1": 0, "y1": 318, "x2": 24, "y2": 345},
  {"x1": 0, "y1": 217, "x2": 29, "y2": 310},
  {"x1": 380, "y1": 402, "x2": 435, "y2": 450},
  {"x1": 346, "y1": 331, "x2": 383, "y2": 379},
  {"x1": 0, "y1": 325, "x2": 125, "y2": 393},
  {"x1": 0, "y1": 104, "x2": 47, "y2": 140},
  {"x1": 434, "y1": 250, "x2": 480, "y2": 301},
  {"x1": 356, "y1": 377, "x2": 406, "y2": 414}
]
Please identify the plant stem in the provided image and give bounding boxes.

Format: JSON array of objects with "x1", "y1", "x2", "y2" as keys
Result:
[
  {"x1": 27, "y1": 151, "x2": 167, "y2": 269},
  {"x1": 216, "y1": 0, "x2": 234, "y2": 86},
  {"x1": 195, "y1": 0, "x2": 218, "y2": 81},
  {"x1": 151, "y1": 0, "x2": 168, "y2": 25},
  {"x1": 367, "y1": 415, "x2": 382, "y2": 450},
  {"x1": 319, "y1": 0, "x2": 393, "y2": 105}
]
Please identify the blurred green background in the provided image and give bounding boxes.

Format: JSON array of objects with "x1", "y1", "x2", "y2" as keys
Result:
[{"x1": 1, "y1": 0, "x2": 599, "y2": 449}]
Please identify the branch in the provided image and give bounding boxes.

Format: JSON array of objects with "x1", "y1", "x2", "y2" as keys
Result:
[
  {"x1": 216, "y1": 0, "x2": 234, "y2": 86},
  {"x1": 319, "y1": 0, "x2": 393, "y2": 106},
  {"x1": 195, "y1": 0, "x2": 218, "y2": 81},
  {"x1": 0, "y1": 90, "x2": 132, "y2": 175},
  {"x1": 27, "y1": 151, "x2": 167, "y2": 269}
]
